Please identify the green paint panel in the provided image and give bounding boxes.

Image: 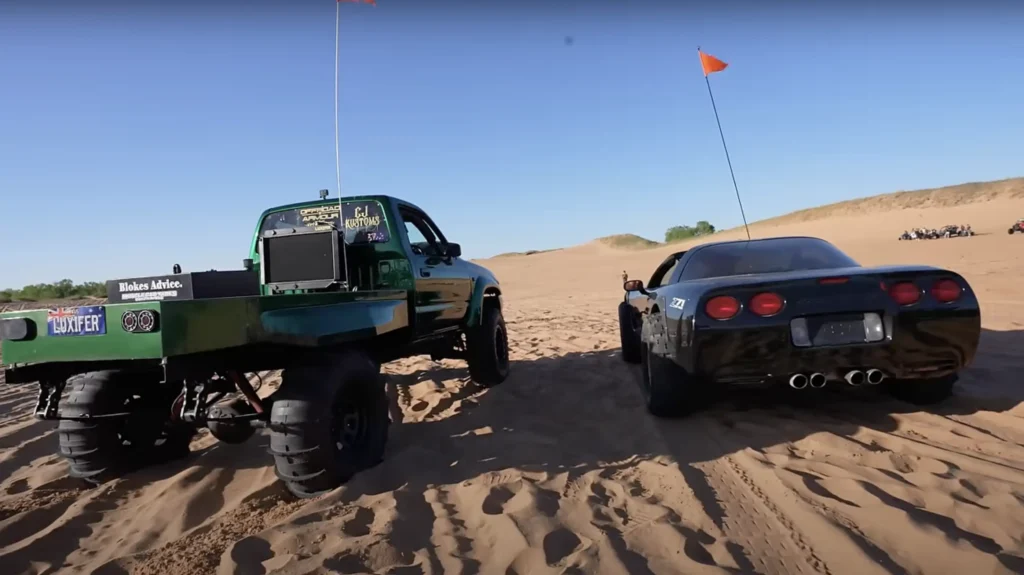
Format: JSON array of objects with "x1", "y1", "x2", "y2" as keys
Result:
[
  {"x1": 0, "y1": 290, "x2": 410, "y2": 366},
  {"x1": 0, "y1": 302, "x2": 165, "y2": 364}
]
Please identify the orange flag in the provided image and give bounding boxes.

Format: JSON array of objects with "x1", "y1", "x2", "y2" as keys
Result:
[{"x1": 699, "y1": 50, "x2": 728, "y2": 76}]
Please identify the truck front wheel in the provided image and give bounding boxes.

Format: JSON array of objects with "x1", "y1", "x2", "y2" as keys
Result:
[
  {"x1": 466, "y1": 304, "x2": 510, "y2": 387},
  {"x1": 58, "y1": 370, "x2": 194, "y2": 485},
  {"x1": 269, "y1": 350, "x2": 390, "y2": 499}
]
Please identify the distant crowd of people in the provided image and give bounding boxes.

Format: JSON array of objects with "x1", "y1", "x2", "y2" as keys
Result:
[{"x1": 898, "y1": 225, "x2": 974, "y2": 241}]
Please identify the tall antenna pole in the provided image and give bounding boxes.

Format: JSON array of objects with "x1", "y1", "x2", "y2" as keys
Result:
[
  {"x1": 335, "y1": 0, "x2": 349, "y2": 286},
  {"x1": 335, "y1": 0, "x2": 343, "y2": 202},
  {"x1": 698, "y1": 47, "x2": 750, "y2": 241}
]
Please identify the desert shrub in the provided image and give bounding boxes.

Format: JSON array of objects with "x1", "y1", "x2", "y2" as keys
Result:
[{"x1": 665, "y1": 220, "x2": 716, "y2": 242}]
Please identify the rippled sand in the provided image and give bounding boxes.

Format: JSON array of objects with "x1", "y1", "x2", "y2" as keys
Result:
[{"x1": 2, "y1": 198, "x2": 1023, "y2": 574}]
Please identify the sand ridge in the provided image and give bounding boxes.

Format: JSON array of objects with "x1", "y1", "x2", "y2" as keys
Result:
[{"x1": 1, "y1": 198, "x2": 1024, "y2": 574}]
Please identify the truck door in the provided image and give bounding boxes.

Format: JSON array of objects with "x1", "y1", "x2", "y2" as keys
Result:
[{"x1": 398, "y1": 207, "x2": 470, "y2": 336}]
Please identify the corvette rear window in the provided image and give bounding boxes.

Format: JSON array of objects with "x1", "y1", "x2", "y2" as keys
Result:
[{"x1": 679, "y1": 238, "x2": 859, "y2": 280}]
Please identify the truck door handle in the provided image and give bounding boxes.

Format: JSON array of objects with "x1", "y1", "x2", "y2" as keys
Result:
[{"x1": 420, "y1": 269, "x2": 431, "y2": 278}]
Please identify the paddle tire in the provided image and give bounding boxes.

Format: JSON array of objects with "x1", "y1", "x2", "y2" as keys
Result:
[
  {"x1": 618, "y1": 302, "x2": 642, "y2": 364},
  {"x1": 884, "y1": 373, "x2": 957, "y2": 406},
  {"x1": 269, "y1": 350, "x2": 390, "y2": 499},
  {"x1": 58, "y1": 370, "x2": 194, "y2": 485},
  {"x1": 466, "y1": 302, "x2": 510, "y2": 387},
  {"x1": 640, "y1": 312, "x2": 708, "y2": 418}
]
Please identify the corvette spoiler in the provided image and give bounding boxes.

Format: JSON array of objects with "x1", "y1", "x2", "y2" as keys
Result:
[{"x1": 687, "y1": 264, "x2": 961, "y2": 292}]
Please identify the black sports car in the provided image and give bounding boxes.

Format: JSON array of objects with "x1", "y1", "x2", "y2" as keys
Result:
[{"x1": 618, "y1": 236, "x2": 981, "y2": 417}]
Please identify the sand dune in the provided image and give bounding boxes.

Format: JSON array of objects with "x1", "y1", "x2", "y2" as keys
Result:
[{"x1": 3, "y1": 197, "x2": 1024, "y2": 574}]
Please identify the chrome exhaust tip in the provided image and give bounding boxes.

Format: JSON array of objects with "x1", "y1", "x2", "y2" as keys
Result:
[
  {"x1": 844, "y1": 370, "x2": 865, "y2": 386},
  {"x1": 809, "y1": 372, "x2": 827, "y2": 388},
  {"x1": 789, "y1": 373, "x2": 808, "y2": 390},
  {"x1": 865, "y1": 369, "x2": 885, "y2": 385}
]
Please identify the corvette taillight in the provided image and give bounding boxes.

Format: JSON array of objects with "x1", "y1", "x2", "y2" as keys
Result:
[
  {"x1": 931, "y1": 278, "x2": 962, "y2": 303},
  {"x1": 888, "y1": 281, "x2": 921, "y2": 306},
  {"x1": 749, "y1": 292, "x2": 784, "y2": 316},
  {"x1": 705, "y1": 296, "x2": 740, "y2": 320}
]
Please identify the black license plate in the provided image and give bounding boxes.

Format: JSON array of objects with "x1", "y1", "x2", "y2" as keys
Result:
[{"x1": 807, "y1": 314, "x2": 866, "y2": 346}]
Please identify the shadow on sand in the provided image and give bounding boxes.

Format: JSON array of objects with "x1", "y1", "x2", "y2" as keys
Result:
[
  {"x1": 264, "y1": 328, "x2": 1021, "y2": 573},
  {"x1": 358, "y1": 327, "x2": 1024, "y2": 492},
  {"x1": 2, "y1": 329, "x2": 1022, "y2": 574}
]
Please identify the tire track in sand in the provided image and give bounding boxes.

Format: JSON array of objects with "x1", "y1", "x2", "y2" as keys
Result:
[
  {"x1": 649, "y1": 406, "x2": 908, "y2": 575},
  {"x1": 690, "y1": 453, "x2": 830, "y2": 575}
]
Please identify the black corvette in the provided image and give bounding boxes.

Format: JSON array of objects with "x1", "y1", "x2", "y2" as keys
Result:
[{"x1": 618, "y1": 236, "x2": 981, "y2": 417}]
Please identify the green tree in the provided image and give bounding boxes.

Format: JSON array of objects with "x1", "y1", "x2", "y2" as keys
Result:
[
  {"x1": 664, "y1": 221, "x2": 717, "y2": 243},
  {"x1": 693, "y1": 220, "x2": 716, "y2": 235},
  {"x1": 0, "y1": 280, "x2": 107, "y2": 303}
]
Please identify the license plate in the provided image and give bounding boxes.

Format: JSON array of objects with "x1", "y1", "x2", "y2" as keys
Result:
[
  {"x1": 791, "y1": 313, "x2": 869, "y2": 347},
  {"x1": 47, "y1": 306, "x2": 107, "y2": 337},
  {"x1": 810, "y1": 317, "x2": 866, "y2": 346}
]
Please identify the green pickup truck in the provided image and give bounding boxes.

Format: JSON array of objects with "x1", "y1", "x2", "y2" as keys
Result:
[{"x1": 0, "y1": 192, "x2": 510, "y2": 497}]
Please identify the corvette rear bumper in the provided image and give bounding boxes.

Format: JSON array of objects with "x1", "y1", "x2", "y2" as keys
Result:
[{"x1": 689, "y1": 309, "x2": 980, "y2": 385}]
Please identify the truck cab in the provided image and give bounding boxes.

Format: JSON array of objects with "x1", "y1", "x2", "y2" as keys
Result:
[{"x1": 248, "y1": 194, "x2": 503, "y2": 341}]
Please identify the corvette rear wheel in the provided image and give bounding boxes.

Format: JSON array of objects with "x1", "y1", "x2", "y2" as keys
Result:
[
  {"x1": 885, "y1": 373, "x2": 957, "y2": 405},
  {"x1": 640, "y1": 312, "x2": 703, "y2": 418},
  {"x1": 618, "y1": 302, "x2": 642, "y2": 364}
]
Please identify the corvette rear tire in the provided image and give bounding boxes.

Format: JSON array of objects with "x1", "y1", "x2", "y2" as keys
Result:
[
  {"x1": 618, "y1": 302, "x2": 642, "y2": 364},
  {"x1": 640, "y1": 312, "x2": 703, "y2": 418},
  {"x1": 885, "y1": 373, "x2": 957, "y2": 406}
]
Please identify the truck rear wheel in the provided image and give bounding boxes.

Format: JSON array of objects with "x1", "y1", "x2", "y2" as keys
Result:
[
  {"x1": 466, "y1": 304, "x2": 510, "y2": 387},
  {"x1": 269, "y1": 350, "x2": 390, "y2": 499},
  {"x1": 58, "y1": 370, "x2": 194, "y2": 485}
]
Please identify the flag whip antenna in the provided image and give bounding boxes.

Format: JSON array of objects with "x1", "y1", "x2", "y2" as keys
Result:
[
  {"x1": 335, "y1": 1, "x2": 349, "y2": 284},
  {"x1": 335, "y1": 1, "x2": 343, "y2": 202},
  {"x1": 698, "y1": 46, "x2": 750, "y2": 241}
]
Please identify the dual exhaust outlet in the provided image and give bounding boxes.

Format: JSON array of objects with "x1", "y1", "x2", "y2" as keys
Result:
[{"x1": 788, "y1": 369, "x2": 885, "y2": 389}]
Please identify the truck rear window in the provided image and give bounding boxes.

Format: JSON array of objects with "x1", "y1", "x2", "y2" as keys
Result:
[{"x1": 259, "y1": 200, "x2": 391, "y2": 244}]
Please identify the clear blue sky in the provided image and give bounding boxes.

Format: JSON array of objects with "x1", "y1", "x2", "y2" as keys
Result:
[{"x1": 2, "y1": 0, "x2": 1022, "y2": 288}]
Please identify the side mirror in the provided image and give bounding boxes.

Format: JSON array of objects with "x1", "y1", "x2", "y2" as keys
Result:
[
  {"x1": 447, "y1": 243, "x2": 462, "y2": 258},
  {"x1": 242, "y1": 258, "x2": 254, "y2": 271},
  {"x1": 624, "y1": 279, "x2": 646, "y2": 293}
]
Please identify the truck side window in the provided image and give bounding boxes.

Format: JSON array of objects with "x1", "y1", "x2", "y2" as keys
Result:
[
  {"x1": 399, "y1": 209, "x2": 442, "y2": 256},
  {"x1": 420, "y1": 216, "x2": 450, "y2": 251}
]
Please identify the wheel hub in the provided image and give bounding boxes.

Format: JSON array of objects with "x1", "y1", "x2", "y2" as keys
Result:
[
  {"x1": 335, "y1": 407, "x2": 365, "y2": 449},
  {"x1": 494, "y1": 324, "x2": 509, "y2": 368}
]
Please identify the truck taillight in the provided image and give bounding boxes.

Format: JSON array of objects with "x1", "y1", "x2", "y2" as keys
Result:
[{"x1": 121, "y1": 310, "x2": 159, "y2": 333}]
